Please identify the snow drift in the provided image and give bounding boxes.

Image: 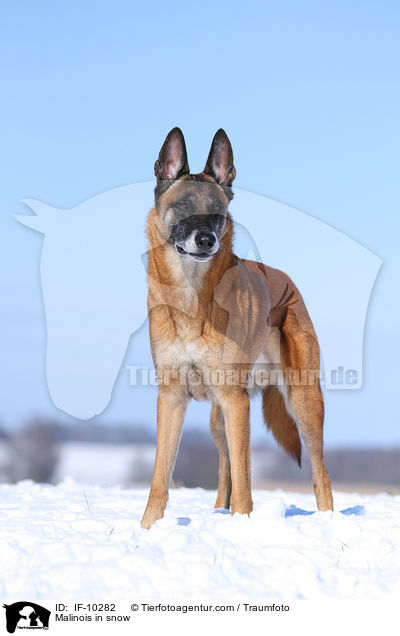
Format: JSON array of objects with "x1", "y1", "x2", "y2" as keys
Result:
[{"x1": 0, "y1": 480, "x2": 399, "y2": 600}]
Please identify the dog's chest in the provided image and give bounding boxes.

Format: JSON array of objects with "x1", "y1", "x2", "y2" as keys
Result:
[{"x1": 154, "y1": 336, "x2": 215, "y2": 401}]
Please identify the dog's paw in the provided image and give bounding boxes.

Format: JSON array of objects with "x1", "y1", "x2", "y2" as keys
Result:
[{"x1": 140, "y1": 508, "x2": 164, "y2": 530}]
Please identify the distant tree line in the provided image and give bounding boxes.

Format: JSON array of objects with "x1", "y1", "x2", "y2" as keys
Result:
[
  {"x1": 0, "y1": 418, "x2": 400, "y2": 489},
  {"x1": 0, "y1": 418, "x2": 156, "y2": 484},
  {"x1": 252, "y1": 444, "x2": 400, "y2": 487}
]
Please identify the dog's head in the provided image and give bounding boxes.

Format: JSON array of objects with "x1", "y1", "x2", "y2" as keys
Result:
[{"x1": 153, "y1": 128, "x2": 236, "y2": 262}]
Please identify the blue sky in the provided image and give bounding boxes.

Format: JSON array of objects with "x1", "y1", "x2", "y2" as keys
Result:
[{"x1": 1, "y1": 1, "x2": 399, "y2": 446}]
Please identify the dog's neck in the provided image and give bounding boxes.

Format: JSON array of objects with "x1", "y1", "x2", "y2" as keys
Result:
[{"x1": 163, "y1": 244, "x2": 213, "y2": 290}]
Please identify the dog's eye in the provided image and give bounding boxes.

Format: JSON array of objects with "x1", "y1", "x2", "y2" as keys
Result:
[{"x1": 175, "y1": 201, "x2": 189, "y2": 210}]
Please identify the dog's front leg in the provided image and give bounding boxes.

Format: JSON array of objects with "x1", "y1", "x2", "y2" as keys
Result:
[
  {"x1": 141, "y1": 385, "x2": 188, "y2": 529},
  {"x1": 219, "y1": 390, "x2": 253, "y2": 516}
]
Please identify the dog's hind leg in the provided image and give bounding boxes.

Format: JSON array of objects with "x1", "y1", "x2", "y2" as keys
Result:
[
  {"x1": 280, "y1": 312, "x2": 333, "y2": 511},
  {"x1": 141, "y1": 385, "x2": 188, "y2": 529},
  {"x1": 209, "y1": 402, "x2": 231, "y2": 509},
  {"x1": 286, "y1": 382, "x2": 333, "y2": 511}
]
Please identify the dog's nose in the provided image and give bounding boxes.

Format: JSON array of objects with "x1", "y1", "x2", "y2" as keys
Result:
[{"x1": 195, "y1": 231, "x2": 216, "y2": 251}]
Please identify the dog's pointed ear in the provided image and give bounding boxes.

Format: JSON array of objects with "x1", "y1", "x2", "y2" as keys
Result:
[
  {"x1": 204, "y1": 129, "x2": 236, "y2": 186},
  {"x1": 154, "y1": 128, "x2": 190, "y2": 182}
]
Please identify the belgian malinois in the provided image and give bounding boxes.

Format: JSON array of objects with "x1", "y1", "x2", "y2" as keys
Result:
[{"x1": 141, "y1": 128, "x2": 333, "y2": 529}]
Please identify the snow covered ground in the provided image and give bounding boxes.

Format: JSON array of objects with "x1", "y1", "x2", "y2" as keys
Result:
[{"x1": 0, "y1": 480, "x2": 399, "y2": 601}]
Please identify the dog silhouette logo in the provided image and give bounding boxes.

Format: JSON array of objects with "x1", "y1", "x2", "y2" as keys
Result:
[{"x1": 2, "y1": 602, "x2": 50, "y2": 633}]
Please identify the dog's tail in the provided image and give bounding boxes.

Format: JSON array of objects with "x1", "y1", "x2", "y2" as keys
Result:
[{"x1": 262, "y1": 385, "x2": 302, "y2": 466}]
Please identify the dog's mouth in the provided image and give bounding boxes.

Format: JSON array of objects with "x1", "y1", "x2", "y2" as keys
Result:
[{"x1": 175, "y1": 245, "x2": 214, "y2": 261}]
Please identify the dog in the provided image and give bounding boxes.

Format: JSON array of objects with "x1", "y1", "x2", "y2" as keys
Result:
[{"x1": 141, "y1": 128, "x2": 333, "y2": 529}]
